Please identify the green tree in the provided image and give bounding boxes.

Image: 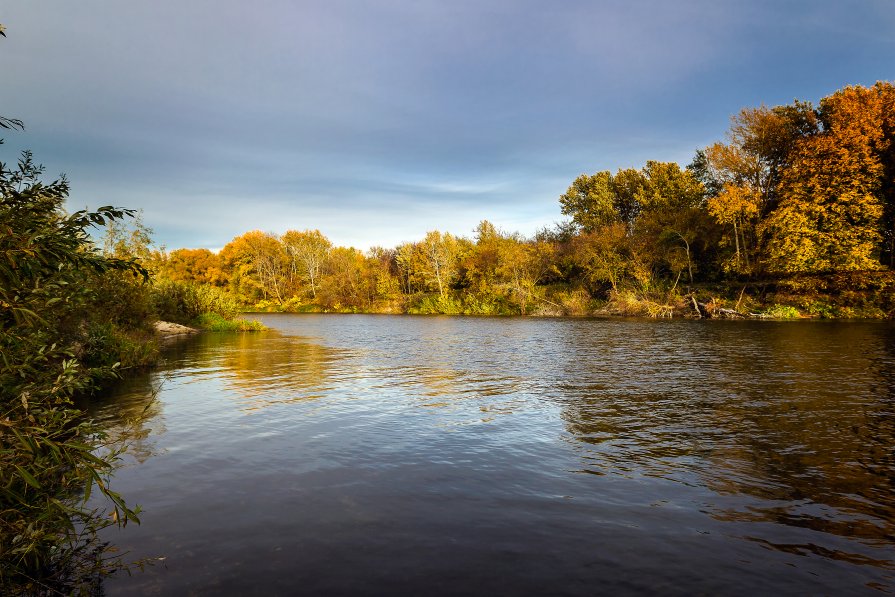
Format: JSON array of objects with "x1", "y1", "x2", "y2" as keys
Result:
[{"x1": 559, "y1": 171, "x2": 618, "y2": 232}]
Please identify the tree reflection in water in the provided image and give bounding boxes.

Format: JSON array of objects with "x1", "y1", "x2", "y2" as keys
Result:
[{"x1": 559, "y1": 322, "x2": 895, "y2": 571}]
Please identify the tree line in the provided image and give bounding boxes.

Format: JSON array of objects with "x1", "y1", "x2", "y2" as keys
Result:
[{"x1": 147, "y1": 82, "x2": 894, "y2": 316}]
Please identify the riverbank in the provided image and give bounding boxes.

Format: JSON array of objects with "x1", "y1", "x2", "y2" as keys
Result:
[{"x1": 239, "y1": 271, "x2": 895, "y2": 320}]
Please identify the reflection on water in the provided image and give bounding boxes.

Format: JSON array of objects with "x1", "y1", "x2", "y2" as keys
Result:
[{"x1": 89, "y1": 315, "x2": 895, "y2": 595}]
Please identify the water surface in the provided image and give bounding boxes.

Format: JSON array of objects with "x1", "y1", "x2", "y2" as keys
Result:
[{"x1": 91, "y1": 315, "x2": 895, "y2": 595}]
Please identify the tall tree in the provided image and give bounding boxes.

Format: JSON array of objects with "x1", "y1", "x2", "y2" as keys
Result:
[
  {"x1": 419, "y1": 230, "x2": 463, "y2": 297},
  {"x1": 695, "y1": 102, "x2": 819, "y2": 272},
  {"x1": 762, "y1": 84, "x2": 891, "y2": 272},
  {"x1": 282, "y1": 229, "x2": 331, "y2": 299}
]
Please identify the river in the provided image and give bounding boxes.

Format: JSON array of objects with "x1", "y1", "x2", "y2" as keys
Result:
[{"x1": 89, "y1": 314, "x2": 895, "y2": 595}]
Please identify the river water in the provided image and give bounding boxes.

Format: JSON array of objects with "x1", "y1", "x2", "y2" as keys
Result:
[{"x1": 90, "y1": 315, "x2": 895, "y2": 595}]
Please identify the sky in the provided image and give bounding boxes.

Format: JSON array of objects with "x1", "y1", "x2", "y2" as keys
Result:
[{"x1": 1, "y1": 1, "x2": 893, "y2": 251}]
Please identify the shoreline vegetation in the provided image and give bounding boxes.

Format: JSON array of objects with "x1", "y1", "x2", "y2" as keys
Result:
[
  {"x1": 147, "y1": 83, "x2": 895, "y2": 322},
  {"x1": 240, "y1": 269, "x2": 895, "y2": 320},
  {"x1": 2, "y1": 81, "x2": 893, "y2": 592},
  {"x1": 0, "y1": 155, "x2": 262, "y2": 593}
]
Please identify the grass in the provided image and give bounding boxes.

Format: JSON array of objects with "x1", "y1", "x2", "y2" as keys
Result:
[{"x1": 193, "y1": 313, "x2": 267, "y2": 331}]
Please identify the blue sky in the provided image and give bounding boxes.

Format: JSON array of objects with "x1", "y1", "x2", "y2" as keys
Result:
[{"x1": 1, "y1": 0, "x2": 893, "y2": 250}]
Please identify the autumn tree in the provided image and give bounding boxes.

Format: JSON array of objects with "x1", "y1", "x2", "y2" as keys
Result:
[
  {"x1": 559, "y1": 169, "x2": 645, "y2": 233},
  {"x1": 494, "y1": 234, "x2": 556, "y2": 314},
  {"x1": 418, "y1": 230, "x2": 466, "y2": 297},
  {"x1": 463, "y1": 220, "x2": 502, "y2": 294},
  {"x1": 367, "y1": 246, "x2": 402, "y2": 302},
  {"x1": 220, "y1": 231, "x2": 291, "y2": 303},
  {"x1": 694, "y1": 102, "x2": 818, "y2": 272},
  {"x1": 158, "y1": 248, "x2": 226, "y2": 286},
  {"x1": 282, "y1": 229, "x2": 331, "y2": 299},
  {"x1": 762, "y1": 83, "x2": 893, "y2": 272},
  {"x1": 318, "y1": 246, "x2": 376, "y2": 310},
  {"x1": 571, "y1": 223, "x2": 633, "y2": 295}
]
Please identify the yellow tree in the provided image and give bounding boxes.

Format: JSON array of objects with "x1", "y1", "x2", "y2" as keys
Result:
[
  {"x1": 706, "y1": 184, "x2": 760, "y2": 271},
  {"x1": 464, "y1": 220, "x2": 502, "y2": 294},
  {"x1": 158, "y1": 248, "x2": 227, "y2": 286},
  {"x1": 282, "y1": 229, "x2": 331, "y2": 299},
  {"x1": 319, "y1": 246, "x2": 378, "y2": 310},
  {"x1": 494, "y1": 234, "x2": 556, "y2": 314},
  {"x1": 571, "y1": 223, "x2": 632, "y2": 295},
  {"x1": 367, "y1": 247, "x2": 402, "y2": 303},
  {"x1": 220, "y1": 231, "x2": 290, "y2": 303},
  {"x1": 696, "y1": 102, "x2": 818, "y2": 270},
  {"x1": 418, "y1": 230, "x2": 465, "y2": 297},
  {"x1": 763, "y1": 84, "x2": 891, "y2": 272}
]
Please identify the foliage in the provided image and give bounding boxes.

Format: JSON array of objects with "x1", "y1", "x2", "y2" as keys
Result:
[
  {"x1": 761, "y1": 304, "x2": 801, "y2": 319},
  {"x1": 0, "y1": 151, "x2": 148, "y2": 593},
  {"x1": 282, "y1": 229, "x2": 331, "y2": 299},
  {"x1": 151, "y1": 279, "x2": 242, "y2": 324},
  {"x1": 154, "y1": 248, "x2": 226, "y2": 286},
  {"x1": 193, "y1": 312, "x2": 266, "y2": 331},
  {"x1": 762, "y1": 84, "x2": 893, "y2": 272}
]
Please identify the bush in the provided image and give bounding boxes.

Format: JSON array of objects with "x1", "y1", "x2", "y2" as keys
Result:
[
  {"x1": 151, "y1": 280, "x2": 241, "y2": 323},
  {"x1": 409, "y1": 294, "x2": 465, "y2": 315},
  {"x1": 762, "y1": 304, "x2": 801, "y2": 319},
  {"x1": 1, "y1": 151, "x2": 146, "y2": 593}
]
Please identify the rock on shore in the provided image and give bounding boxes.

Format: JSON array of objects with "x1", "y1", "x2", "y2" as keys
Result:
[{"x1": 154, "y1": 321, "x2": 199, "y2": 338}]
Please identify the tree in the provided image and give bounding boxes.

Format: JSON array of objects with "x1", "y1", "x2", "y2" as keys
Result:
[
  {"x1": 571, "y1": 223, "x2": 633, "y2": 295},
  {"x1": 282, "y1": 229, "x2": 331, "y2": 299},
  {"x1": 694, "y1": 102, "x2": 819, "y2": 271},
  {"x1": 762, "y1": 84, "x2": 891, "y2": 272},
  {"x1": 419, "y1": 230, "x2": 464, "y2": 297},
  {"x1": 559, "y1": 172, "x2": 618, "y2": 232},
  {"x1": 494, "y1": 234, "x2": 555, "y2": 314},
  {"x1": 319, "y1": 246, "x2": 375, "y2": 310},
  {"x1": 706, "y1": 184, "x2": 760, "y2": 272},
  {"x1": 220, "y1": 231, "x2": 290, "y2": 303},
  {"x1": 158, "y1": 248, "x2": 227, "y2": 286}
]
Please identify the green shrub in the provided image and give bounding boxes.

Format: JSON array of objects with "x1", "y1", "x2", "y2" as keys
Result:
[
  {"x1": 409, "y1": 294, "x2": 465, "y2": 315},
  {"x1": 763, "y1": 304, "x2": 801, "y2": 319},
  {"x1": 1, "y1": 151, "x2": 146, "y2": 592},
  {"x1": 151, "y1": 280, "x2": 241, "y2": 323}
]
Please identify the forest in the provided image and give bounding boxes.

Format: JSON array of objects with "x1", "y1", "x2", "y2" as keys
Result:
[{"x1": 146, "y1": 82, "x2": 895, "y2": 319}]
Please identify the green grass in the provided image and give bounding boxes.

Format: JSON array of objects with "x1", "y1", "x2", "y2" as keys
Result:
[
  {"x1": 194, "y1": 312, "x2": 267, "y2": 331},
  {"x1": 762, "y1": 304, "x2": 801, "y2": 319}
]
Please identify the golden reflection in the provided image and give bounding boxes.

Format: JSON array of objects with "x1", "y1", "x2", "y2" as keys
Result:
[
  {"x1": 213, "y1": 332, "x2": 340, "y2": 412},
  {"x1": 559, "y1": 323, "x2": 895, "y2": 566},
  {"x1": 700, "y1": 325, "x2": 895, "y2": 553}
]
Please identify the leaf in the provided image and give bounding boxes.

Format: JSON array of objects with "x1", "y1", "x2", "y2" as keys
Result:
[{"x1": 14, "y1": 465, "x2": 41, "y2": 490}]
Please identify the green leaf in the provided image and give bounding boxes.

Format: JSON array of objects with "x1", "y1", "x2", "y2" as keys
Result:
[{"x1": 14, "y1": 465, "x2": 41, "y2": 490}]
